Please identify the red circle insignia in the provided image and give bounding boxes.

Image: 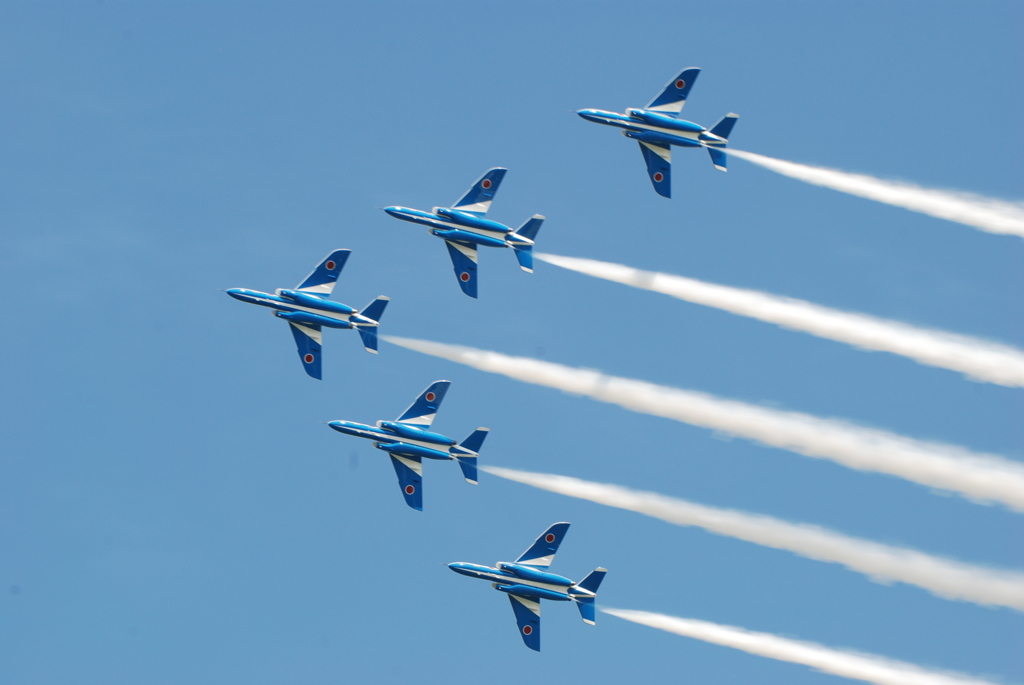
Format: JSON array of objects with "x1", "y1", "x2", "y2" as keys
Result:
[
  {"x1": 653, "y1": 172, "x2": 664, "y2": 183},
  {"x1": 325, "y1": 260, "x2": 336, "y2": 270},
  {"x1": 460, "y1": 272, "x2": 470, "y2": 282},
  {"x1": 522, "y1": 625, "x2": 532, "y2": 635},
  {"x1": 545, "y1": 533, "x2": 555, "y2": 543},
  {"x1": 405, "y1": 485, "x2": 415, "y2": 495},
  {"x1": 303, "y1": 354, "x2": 314, "y2": 363},
  {"x1": 482, "y1": 179, "x2": 492, "y2": 189},
  {"x1": 676, "y1": 79, "x2": 685, "y2": 89},
  {"x1": 425, "y1": 392, "x2": 436, "y2": 402}
]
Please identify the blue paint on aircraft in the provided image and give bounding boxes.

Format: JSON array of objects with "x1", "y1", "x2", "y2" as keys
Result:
[
  {"x1": 226, "y1": 249, "x2": 389, "y2": 379},
  {"x1": 383, "y1": 168, "x2": 545, "y2": 298},
  {"x1": 327, "y1": 380, "x2": 488, "y2": 510},
  {"x1": 578, "y1": 67, "x2": 739, "y2": 197},
  {"x1": 448, "y1": 523, "x2": 607, "y2": 651}
]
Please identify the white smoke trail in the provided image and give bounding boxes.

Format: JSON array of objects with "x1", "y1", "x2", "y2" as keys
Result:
[
  {"x1": 536, "y1": 253, "x2": 1024, "y2": 388},
  {"x1": 727, "y1": 148, "x2": 1024, "y2": 238},
  {"x1": 384, "y1": 337, "x2": 1024, "y2": 511},
  {"x1": 603, "y1": 609, "x2": 1002, "y2": 685},
  {"x1": 484, "y1": 467, "x2": 1024, "y2": 610}
]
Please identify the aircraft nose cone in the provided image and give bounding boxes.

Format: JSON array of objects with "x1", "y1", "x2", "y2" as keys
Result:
[
  {"x1": 225, "y1": 288, "x2": 246, "y2": 301},
  {"x1": 447, "y1": 562, "x2": 473, "y2": 577},
  {"x1": 327, "y1": 420, "x2": 345, "y2": 432},
  {"x1": 383, "y1": 206, "x2": 403, "y2": 218},
  {"x1": 577, "y1": 109, "x2": 600, "y2": 122}
]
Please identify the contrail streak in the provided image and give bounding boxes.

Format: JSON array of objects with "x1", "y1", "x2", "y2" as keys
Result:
[
  {"x1": 536, "y1": 253, "x2": 1024, "y2": 388},
  {"x1": 384, "y1": 336, "x2": 1024, "y2": 511},
  {"x1": 485, "y1": 467, "x2": 1024, "y2": 610},
  {"x1": 603, "y1": 609, "x2": 1002, "y2": 685},
  {"x1": 727, "y1": 148, "x2": 1024, "y2": 238}
]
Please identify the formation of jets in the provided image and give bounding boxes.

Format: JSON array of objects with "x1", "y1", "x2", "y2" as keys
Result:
[{"x1": 225, "y1": 67, "x2": 735, "y2": 650}]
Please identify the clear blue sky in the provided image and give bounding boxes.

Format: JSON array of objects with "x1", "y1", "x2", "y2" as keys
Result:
[{"x1": 1, "y1": 2, "x2": 1022, "y2": 683}]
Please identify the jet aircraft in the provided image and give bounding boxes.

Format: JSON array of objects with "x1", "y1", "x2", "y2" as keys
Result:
[
  {"x1": 327, "y1": 380, "x2": 486, "y2": 510},
  {"x1": 448, "y1": 522, "x2": 607, "y2": 651},
  {"x1": 226, "y1": 249, "x2": 389, "y2": 380},
  {"x1": 577, "y1": 67, "x2": 739, "y2": 198},
  {"x1": 383, "y1": 168, "x2": 544, "y2": 298}
]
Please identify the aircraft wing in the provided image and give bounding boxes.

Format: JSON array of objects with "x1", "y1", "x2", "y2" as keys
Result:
[
  {"x1": 389, "y1": 454, "x2": 423, "y2": 511},
  {"x1": 646, "y1": 67, "x2": 701, "y2": 114},
  {"x1": 508, "y1": 594, "x2": 541, "y2": 651},
  {"x1": 288, "y1": 322, "x2": 323, "y2": 380},
  {"x1": 396, "y1": 380, "x2": 451, "y2": 427},
  {"x1": 445, "y1": 241, "x2": 479, "y2": 298},
  {"x1": 295, "y1": 249, "x2": 351, "y2": 297},
  {"x1": 451, "y1": 167, "x2": 507, "y2": 217},
  {"x1": 638, "y1": 142, "x2": 672, "y2": 198}
]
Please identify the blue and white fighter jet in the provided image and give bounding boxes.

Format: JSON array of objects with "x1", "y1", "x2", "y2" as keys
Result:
[
  {"x1": 449, "y1": 522, "x2": 607, "y2": 651},
  {"x1": 226, "y1": 249, "x2": 389, "y2": 380},
  {"x1": 383, "y1": 168, "x2": 544, "y2": 298},
  {"x1": 578, "y1": 67, "x2": 739, "y2": 198},
  {"x1": 327, "y1": 380, "x2": 487, "y2": 511}
]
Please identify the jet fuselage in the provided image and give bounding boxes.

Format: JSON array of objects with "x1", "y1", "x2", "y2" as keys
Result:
[
  {"x1": 383, "y1": 207, "x2": 534, "y2": 250},
  {"x1": 328, "y1": 420, "x2": 461, "y2": 461},
  {"x1": 226, "y1": 288, "x2": 376, "y2": 329},
  {"x1": 577, "y1": 108, "x2": 727, "y2": 149},
  {"x1": 448, "y1": 562, "x2": 596, "y2": 603}
]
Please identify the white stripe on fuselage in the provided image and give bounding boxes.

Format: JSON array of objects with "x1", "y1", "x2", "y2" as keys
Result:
[
  {"x1": 474, "y1": 568, "x2": 573, "y2": 595},
  {"x1": 596, "y1": 115, "x2": 703, "y2": 142},
  {"x1": 428, "y1": 217, "x2": 509, "y2": 240},
  {"x1": 244, "y1": 293, "x2": 355, "y2": 324},
  {"x1": 345, "y1": 425, "x2": 454, "y2": 452}
]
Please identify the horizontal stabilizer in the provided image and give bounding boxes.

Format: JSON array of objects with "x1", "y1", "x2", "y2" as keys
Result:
[
  {"x1": 455, "y1": 455, "x2": 478, "y2": 484},
  {"x1": 296, "y1": 249, "x2": 351, "y2": 297},
  {"x1": 389, "y1": 454, "x2": 423, "y2": 511},
  {"x1": 575, "y1": 597, "x2": 596, "y2": 625},
  {"x1": 513, "y1": 246, "x2": 533, "y2": 272},
  {"x1": 707, "y1": 146, "x2": 728, "y2": 172},
  {"x1": 357, "y1": 327, "x2": 379, "y2": 354}
]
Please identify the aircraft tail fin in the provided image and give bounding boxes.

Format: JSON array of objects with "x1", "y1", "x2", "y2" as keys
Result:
[
  {"x1": 572, "y1": 568, "x2": 607, "y2": 625},
  {"x1": 510, "y1": 215, "x2": 544, "y2": 273},
  {"x1": 516, "y1": 215, "x2": 544, "y2": 242},
  {"x1": 705, "y1": 113, "x2": 738, "y2": 172},
  {"x1": 354, "y1": 296, "x2": 389, "y2": 354},
  {"x1": 460, "y1": 427, "x2": 489, "y2": 454},
  {"x1": 359, "y1": 296, "x2": 389, "y2": 324},
  {"x1": 453, "y1": 427, "x2": 488, "y2": 484},
  {"x1": 577, "y1": 567, "x2": 607, "y2": 594}
]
